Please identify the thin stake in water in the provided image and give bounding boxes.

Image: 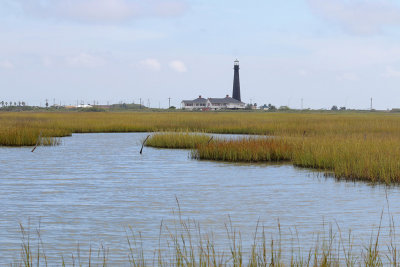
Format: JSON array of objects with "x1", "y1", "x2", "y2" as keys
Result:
[
  {"x1": 140, "y1": 135, "x2": 151, "y2": 154},
  {"x1": 31, "y1": 131, "x2": 42, "y2": 152}
]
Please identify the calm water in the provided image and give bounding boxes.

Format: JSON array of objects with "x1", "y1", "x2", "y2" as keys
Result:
[{"x1": 1, "y1": 133, "x2": 400, "y2": 264}]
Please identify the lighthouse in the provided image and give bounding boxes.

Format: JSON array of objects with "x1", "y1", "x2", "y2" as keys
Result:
[{"x1": 232, "y1": 59, "x2": 241, "y2": 101}]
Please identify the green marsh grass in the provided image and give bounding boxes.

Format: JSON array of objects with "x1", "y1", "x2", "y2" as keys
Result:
[
  {"x1": 291, "y1": 136, "x2": 400, "y2": 184},
  {"x1": 4, "y1": 112, "x2": 400, "y2": 143},
  {"x1": 146, "y1": 132, "x2": 211, "y2": 149},
  {"x1": 3, "y1": 112, "x2": 400, "y2": 183},
  {"x1": 193, "y1": 135, "x2": 400, "y2": 184},
  {"x1": 193, "y1": 137, "x2": 292, "y2": 162}
]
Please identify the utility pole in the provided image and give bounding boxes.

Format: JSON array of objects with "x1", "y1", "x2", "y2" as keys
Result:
[
  {"x1": 168, "y1": 97, "x2": 171, "y2": 108},
  {"x1": 370, "y1": 97, "x2": 373, "y2": 110},
  {"x1": 139, "y1": 98, "x2": 142, "y2": 109},
  {"x1": 301, "y1": 98, "x2": 303, "y2": 110}
]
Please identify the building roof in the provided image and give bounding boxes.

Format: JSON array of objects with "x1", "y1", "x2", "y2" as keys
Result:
[
  {"x1": 208, "y1": 97, "x2": 244, "y2": 104},
  {"x1": 182, "y1": 97, "x2": 207, "y2": 104},
  {"x1": 182, "y1": 96, "x2": 245, "y2": 105}
]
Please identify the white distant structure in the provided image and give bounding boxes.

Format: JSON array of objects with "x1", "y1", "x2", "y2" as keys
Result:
[
  {"x1": 181, "y1": 95, "x2": 245, "y2": 110},
  {"x1": 181, "y1": 59, "x2": 246, "y2": 111},
  {"x1": 76, "y1": 104, "x2": 92, "y2": 108}
]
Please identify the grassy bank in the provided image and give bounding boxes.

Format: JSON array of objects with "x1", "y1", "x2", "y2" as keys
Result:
[
  {"x1": 193, "y1": 137, "x2": 292, "y2": 162},
  {"x1": 292, "y1": 136, "x2": 400, "y2": 184},
  {"x1": 3, "y1": 112, "x2": 400, "y2": 145},
  {"x1": 2, "y1": 111, "x2": 400, "y2": 183},
  {"x1": 145, "y1": 132, "x2": 212, "y2": 149},
  {"x1": 191, "y1": 136, "x2": 400, "y2": 184}
]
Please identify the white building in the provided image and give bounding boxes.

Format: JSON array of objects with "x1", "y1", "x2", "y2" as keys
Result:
[
  {"x1": 181, "y1": 95, "x2": 245, "y2": 110},
  {"x1": 76, "y1": 104, "x2": 93, "y2": 108}
]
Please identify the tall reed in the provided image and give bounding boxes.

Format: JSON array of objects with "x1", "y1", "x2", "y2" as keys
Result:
[{"x1": 11, "y1": 214, "x2": 398, "y2": 266}]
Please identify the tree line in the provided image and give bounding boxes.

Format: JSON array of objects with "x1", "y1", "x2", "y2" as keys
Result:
[{"x1": 0, "y1": 101, "x2": 26, "y2": 107}]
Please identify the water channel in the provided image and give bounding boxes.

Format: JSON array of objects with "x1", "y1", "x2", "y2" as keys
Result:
[{"x1": 0, "y1": 133, "x2": 399, "y2": 265}]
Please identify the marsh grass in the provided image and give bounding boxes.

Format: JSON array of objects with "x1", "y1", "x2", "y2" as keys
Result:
[
  {"x1": 193, "y1": 137, "x2": 292, "y2": 162},
  {"x1": 291, "y1": 136, "x2": 400, "y2": 184},
  {"x1": 193, "y1": 136, "x2": 400, "y2": 184},
  {"x1": 3, "y1": 112, "x2": 400, "y2": 183},
  {"x1": 0, "y1": 127, "x2": 62, "y2": 147},
  {"x1": 11, "y1": 212, "x2": 400, "y2": 266},
  {"x1": 146, "y1": 133, "x2": 212, "y2": 149},
  {"x1": 14, "y1": 222, "x2": 109, "y2": 267},
  {"x1": 3, "y1": 112, "x2": 400, "y2": 145}
]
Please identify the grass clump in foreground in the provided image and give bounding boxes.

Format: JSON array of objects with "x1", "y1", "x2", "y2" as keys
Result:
[
  {"x1": 145, "y1": 132, "x2": 212, "y2": 149},
  {"x1": 12, "y1": 211, "x2": 398, "y2": 266}
]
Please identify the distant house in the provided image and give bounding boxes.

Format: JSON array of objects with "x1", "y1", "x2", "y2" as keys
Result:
[
  {"x1": 208, "y1": 95, "x2": 246, "y2": 110},
  {"x1": 65, "y1": 104, "x2": 93, "y2": 109},
  {"x1": 181, "y1": 95, "x2": 245, "y2": 110},
  {"x1": 181, "y1": 95, "x2": 208, "y2": 110},
  {"x1": 181, "y1": 60, "x2": 246, "y2": 111},
  {"x1": 76, "y1": 104, "x2": 93, "y2": 108}
]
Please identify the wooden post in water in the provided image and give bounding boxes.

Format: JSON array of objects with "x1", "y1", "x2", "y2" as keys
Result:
[
  {"x1": 140, "y1": 135, "x2": 151, "y2": 154},
  {"x1": 31, "y1": 131, "x2": 42, "y2": 152}
]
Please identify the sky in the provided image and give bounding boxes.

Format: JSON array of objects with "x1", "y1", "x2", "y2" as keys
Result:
[{"x1": 1, "y1": 0, "x2": 400, "y2": 109}]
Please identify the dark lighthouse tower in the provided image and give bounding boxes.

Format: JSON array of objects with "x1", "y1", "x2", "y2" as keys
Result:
[{"x1": 232, "y1": 59, "x2": 241, "y2": 101}]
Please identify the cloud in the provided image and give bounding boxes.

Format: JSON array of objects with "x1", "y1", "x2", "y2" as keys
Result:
[
  {"x1": 337, "y1": 73, "x2": 359, "y2": 81},
  {"x1": 307, "y1": 0, "x2": 400, "y2": 35},
  {"x1": 0, "y1": 60, "x2": 15, "y2": 70},
  {"x1": 42, "y1": 57, "x2": 53, "y2": 67},
  {"x1": 298, "y1": 69, "x2": 309, "y2": 76},
  {"x1": 140, "y1": 58, "x2": 161, "y2": 71},
  {"x1": 169, "y1": 60, "x2": 187, "y2": 72},
  {"x1": 13, "y1": 0, "x2": 188, "y2": 23},
  {"x1": 382, "y1": 66, "x2": 400, "y2": 77},
  {"x1": 66, "y1": 53, "x2": 106, "y2": 67},
  {"x1": 153, "y1": 1, "x2": 187, "y2": 17},
  {"x1": 62, "y1": 0, "x2": 140, "y2": 22}
]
